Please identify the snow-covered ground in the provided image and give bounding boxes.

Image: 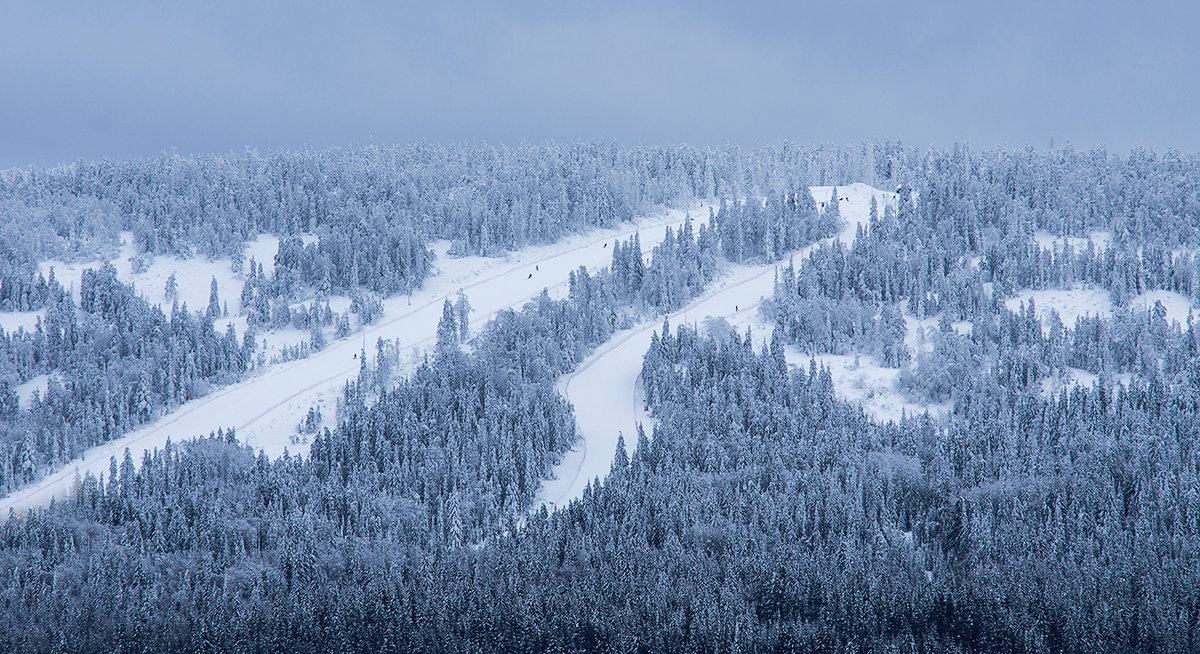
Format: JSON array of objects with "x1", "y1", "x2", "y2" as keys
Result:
[
  {"x1": 777, "y1": 312, "x2": 956, "y2": 424},
  {"x1": 0, "y1": 204, "x2": 704, "y2": 516},
  {"x1": 1034, "y1": 230, "x2": 1112, "y2": 253},
  {"x1": 30, "y1": 232, "x2": 326, "y2": 364},
  {"x1": 1040, "y1": 367, "x2": 1133, "y2": 399},
  {"x1": 807, "y1": 352, "x2": 950, "y2": 423},
  {"x1": 1005, "y1": 287, "x2": 1195, "y2": 334},
  {"x1": 0, "y1": 310, "x2": 44, "y2": 335},
  {"x1": 40, "y1": 232, "x2": 282, "y2": 313},
  {"x1": 1000, "y1": 287, "x2": 1195, "y2": 397},
  {"x1": 1001, "y1": 285, "x2": 1195, "y2": 398},
  {"x1": 1004, "y1": 285, "x2": 1113, "y2": 332},
  {"x1": 537, "y1": 183, "x2": 900, "y2": 512},
  {"x1": 1129, "y1": 290, "x2": 1194, "y2": 326},
  {"x1": 905, "y1": 315, "x2": 940, "y2": 355},
  {"x1": 14, "y1": 373, "x2": 56, "y2": 410}
]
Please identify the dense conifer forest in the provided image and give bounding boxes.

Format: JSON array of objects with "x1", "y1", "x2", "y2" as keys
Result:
[{"x1": 1, "y1": 142, "x2": 1199, "y2": 652}]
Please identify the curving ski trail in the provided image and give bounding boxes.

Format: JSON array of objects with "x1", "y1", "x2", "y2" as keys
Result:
[{"x1": 536, "y1": 184, "x2": 895, "y2": 512}]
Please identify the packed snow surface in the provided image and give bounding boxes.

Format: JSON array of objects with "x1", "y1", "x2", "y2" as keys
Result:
[
  {"x1": 537, "y1": 183, "x2": 900, "y2": 511},
  {"x1": 0, "y1": 204, "x2": 702, "y2": 515}
]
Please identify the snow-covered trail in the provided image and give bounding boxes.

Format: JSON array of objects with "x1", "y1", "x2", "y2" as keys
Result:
[
  {"x1": 0, "y1": 205, "x2": 704, "y2": 516},
  {"x1": 536, "y1": 184, "x2": 893, "y2": 511}
]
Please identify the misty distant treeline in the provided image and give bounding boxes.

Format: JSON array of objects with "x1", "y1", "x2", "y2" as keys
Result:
[
  {"x1": 3, "y1": 141, "x2": 1196, "y2": 314},
  {"x1": 0, "y1": 142, "x2": 891, "y2": 302}
]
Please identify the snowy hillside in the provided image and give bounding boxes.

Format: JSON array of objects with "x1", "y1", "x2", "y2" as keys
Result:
[
  {"x1": 538, "y1": 183, "x2": 900, "y2": 510},
  {"x1": 0, "y1": 203, "x2": 704, "y2": 515},
  {"x1": 4, "y1": 141, "x2": 1200, "y2": 651}
]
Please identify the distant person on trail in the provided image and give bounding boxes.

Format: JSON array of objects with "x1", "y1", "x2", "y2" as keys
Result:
[{"x1": 528, "y1": 273, "x2": 532, "y2": 279}]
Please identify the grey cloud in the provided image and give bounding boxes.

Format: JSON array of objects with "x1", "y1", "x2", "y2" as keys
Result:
[{"x1": 2, "y1": 1, "x2": 1197, "y2": 168}]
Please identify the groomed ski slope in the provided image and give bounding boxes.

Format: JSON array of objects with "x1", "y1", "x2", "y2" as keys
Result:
[
  {"x1": 0, "y1": 204, "x2": 704, "y2": 516},
  {"x1": 537, "y1": 183, "x2": 896, "y2": 512}
]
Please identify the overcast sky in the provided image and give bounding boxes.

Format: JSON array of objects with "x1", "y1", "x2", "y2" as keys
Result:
[{"x1": 2, "y1": 1, "x2": 1197, "y2": 168}]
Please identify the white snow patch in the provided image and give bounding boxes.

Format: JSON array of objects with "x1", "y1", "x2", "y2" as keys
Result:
[
  {"x1": 0, "y1": 310, "x2": 44, "y2": 335},
  {"x1": 261, "y1": 326, "x2": 314, "y2": 360},
  {"x1": 810, "y1": 183, "x2": 898, "y2": 245},
  {"x1": 902, "y1": 316, "x2": 971, "y2": 352},
  {"x1": 1128, "y1": 290, "x2": 1194, "y2": 326},
  {"x1": 802, "y1": 351, "x2": 949, "y2": 424},
  {"x1": 905, "y1": 315, "x2": 940, "y2": 355},
  {"x1": 1005, "y1": 285, "x2": 1113, "y2": 332},
  {"x1": 1040, "y1": 368, "x2": 1097, "y2": 398},
  {"x1": 327, "y1": 295, "x2": 352, "y2": 314},
  {"x1": 1041, "y1": 367, "x2": 1134, "y2": 399},
  {"x1": 37, "y1": 231, "x2": 359, "y2": 368},
  {"x1": 243, "y1": 234, "x2": 284, "y2": 277},
  {"x1": 41, "y1": 231, "x2": 283, "y2": 314},
  {"x1": 1034, "y1": 230, "x2": 1111, "y2": 254},
  {"x1": 14, "y1": 373, "x2": 57, "y2": 408}
]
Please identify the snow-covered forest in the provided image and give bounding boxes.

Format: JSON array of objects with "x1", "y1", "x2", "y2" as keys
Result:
[{"x1": 1, "y1": 141, "x2": 1200, "y2": 651}]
